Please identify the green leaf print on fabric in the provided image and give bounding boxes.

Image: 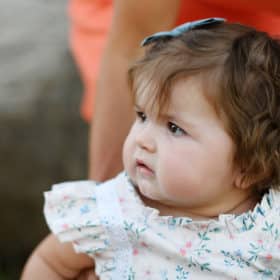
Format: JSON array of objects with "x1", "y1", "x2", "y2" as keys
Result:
[
  {"x1": 261, "y1": 221, "x2": 280, "y2": 240},
  {"x1": 221, "y1": 250, "x2": 250, "y2": 268},
  {"x1": 262, "y1": 221, "x2": 274, "y2": 235},
  {"x1": 198, "y1": 231, "x2": 210, "y2": 241},
  {"x1": 187, "y1": 256, "x2": 211, "y2": 272},
  {"x1": 123, "y1": 220, "x2": 147, "y2": 241},
  {"x1": 127, "y1": 267, "x2": 136, "y2": 280},
  {"x1": 175, "y1": 265, "x2": 189, "y2": 280},
  {"x1": 248, "y1": 242, "x2": 264, "y2": 262}
]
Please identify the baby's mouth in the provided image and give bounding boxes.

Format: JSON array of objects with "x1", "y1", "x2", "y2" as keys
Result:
[{"x1": 136, "y1": 159, "x2": 154, "y2": 175}]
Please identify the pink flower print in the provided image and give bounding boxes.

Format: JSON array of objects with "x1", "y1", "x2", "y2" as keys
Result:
[
  {"x1": 180, "y1": 248, "x2": 187, "y2": 256},
  {"x1": 140, "y1": 242, "x2": 148, "y2": 248},
  {"x1": 62, "y1": 223, "x2": 69, "y2": 230},
  {"x1": 265, "y1": 254, "x2": 272, "y2": 261},
  {"x1": 133, "y1": 248, "x2": 139, "y2": 255},
  {"x1": 145, "y1": 270, "x2": 151, "y2": 276},
  {"x1": 63, "y1": 195, "x2": 69, "y2": 200},
  {"x1": 180, "y1": 241, "x2": 192, "y2": 256},
  {"x1": 257, "y1": 239, "x2": 263, "y2": 244},
  {"x1": 119, "y1": 197, "x2": 125, "y2": 203}
]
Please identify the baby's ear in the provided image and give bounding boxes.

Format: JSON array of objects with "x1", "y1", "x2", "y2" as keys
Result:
[
  {"x1": 234, "y1": 169, "x2": 269, "y2": 190},
  {"x1": 234, "y1": 172, "x2": 250, "y2": 190}
]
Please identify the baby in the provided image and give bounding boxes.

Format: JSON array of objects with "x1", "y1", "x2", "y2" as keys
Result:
[{"x1": 22, "y1": 18, "x2": 280, "y2": 279}]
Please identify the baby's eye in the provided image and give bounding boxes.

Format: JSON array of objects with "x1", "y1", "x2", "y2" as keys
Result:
[
  {"x1": 167, "y1": 122, "x2": 186, "y2": 136},
  {"x1": 136, "y1": 111, "x2": 147, "y2": 122}
]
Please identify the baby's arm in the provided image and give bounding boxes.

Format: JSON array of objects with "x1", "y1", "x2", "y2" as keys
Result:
[{"x1": 21, "y1": 233, "x2": 96, "y2": 280}]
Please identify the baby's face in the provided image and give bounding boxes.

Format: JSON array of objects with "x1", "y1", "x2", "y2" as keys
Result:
[{"x1": 123, "y1": 76, "x2": 244, "y2": 217}]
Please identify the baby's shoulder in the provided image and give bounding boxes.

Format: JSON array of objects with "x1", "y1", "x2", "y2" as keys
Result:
[
  {"x1": 44, "y1": 171, "x2": 129, "y2": 200},
  {"x1": 43, "y1": 172, "x2": 133, "y2": 257}
]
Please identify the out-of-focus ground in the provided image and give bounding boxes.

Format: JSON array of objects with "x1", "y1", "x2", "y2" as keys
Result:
[{"x1": 0, "y1": 0, "x2": 88, "y2": 278}]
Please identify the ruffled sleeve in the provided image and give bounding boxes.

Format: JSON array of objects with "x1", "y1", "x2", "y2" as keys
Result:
[{"x1": 44, "y1": 180, "x2": 108, "y2": 256}]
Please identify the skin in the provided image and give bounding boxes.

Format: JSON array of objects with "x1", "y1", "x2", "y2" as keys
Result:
[
  {"x1": 21, "y1": 234, "x2": 97, "y2": 280},
  {"x1": 123, "y1": 76, "x2": 256, "y2": 219}
]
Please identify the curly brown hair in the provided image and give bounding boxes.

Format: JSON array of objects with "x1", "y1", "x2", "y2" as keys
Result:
[{"x1": 128, "y1": 22, "x2": 280, "y2": 192}]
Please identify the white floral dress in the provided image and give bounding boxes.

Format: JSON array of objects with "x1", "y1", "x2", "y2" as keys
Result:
[{"x1": 44, "y1": 172, "x2": 280, "y2": 280}]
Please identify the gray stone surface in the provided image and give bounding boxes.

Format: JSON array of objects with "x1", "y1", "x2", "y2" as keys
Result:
[{"x1": 0, "y1": 0, "x2": 88, "y2": 277}]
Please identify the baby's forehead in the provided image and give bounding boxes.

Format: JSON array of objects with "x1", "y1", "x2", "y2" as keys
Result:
[
  {"x1": 134, "y1": 89, "x2": 163, "y2": 118},
  {"x1": 134, "y1": 73, "x2": 214, "y2": 104},
  {"x1": 134, "y1": 74, "x2": 224, "y2": 126}
]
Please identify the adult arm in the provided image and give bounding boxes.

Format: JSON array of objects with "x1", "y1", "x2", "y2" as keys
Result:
[
  {"x1": 89, "y1": 0, "x2": 181, "y2": 181},
  {"x1": 21, "y1": 234, "x2": 96, "y2": 280}
]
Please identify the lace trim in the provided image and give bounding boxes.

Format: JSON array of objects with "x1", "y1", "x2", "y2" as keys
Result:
[
  {"x1": 125, "y1": 173, "x2": 279, "y2": 233},
  {"x1": 96, "y1": 177, "x2": 132, "y2": 279}
]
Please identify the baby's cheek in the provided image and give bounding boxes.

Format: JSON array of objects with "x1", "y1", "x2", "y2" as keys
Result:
[
  {"x1": 122, "y1": 138, "x2": 131, "y2": 169},
  {"x1": 159, "y1": 155, "x2": 185, "y2": 190},
  {"x1": 122, "y1": 137, "x2": 133, "y2": 172},
  {"x1": 159, "y1": 153, "x2": 199, "y2": 199}
]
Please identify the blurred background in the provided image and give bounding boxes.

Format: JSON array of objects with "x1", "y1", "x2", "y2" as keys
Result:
[{"x1": 0, "y1": 0, "x2": 88, "y2": 279}]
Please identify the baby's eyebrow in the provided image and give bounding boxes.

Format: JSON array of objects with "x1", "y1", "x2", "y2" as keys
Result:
[
  {"x1": 160, "y1": 111, "x2": 196, "y2": 128},
  {"x1": 160, "y1": 112, "x2": 181, "y2": 123}
]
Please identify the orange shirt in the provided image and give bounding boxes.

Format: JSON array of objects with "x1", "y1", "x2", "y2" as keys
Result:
[
  {"x1": 178, "y1": 0, "x2": 280, "y2": 36},
  {"x1": 69, "y1": 0, "x2": 112, "y2": 122},
  {"x1": 69, "y1": 0, "x2": 280, "y2": 122}
]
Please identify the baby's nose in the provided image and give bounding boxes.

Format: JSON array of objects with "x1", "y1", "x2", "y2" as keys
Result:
[{"x1": 135, "y1": 124, "x2": 156, "y2": 152}]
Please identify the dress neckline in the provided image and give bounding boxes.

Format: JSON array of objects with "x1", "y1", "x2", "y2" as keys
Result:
[{"x1": 122, "y1": 172, "x2": 277, "y2": 233}]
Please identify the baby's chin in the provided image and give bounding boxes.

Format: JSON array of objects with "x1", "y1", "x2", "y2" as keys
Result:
[{"x1": 137, "y1": 183, "x2": 166, "y2": 204}]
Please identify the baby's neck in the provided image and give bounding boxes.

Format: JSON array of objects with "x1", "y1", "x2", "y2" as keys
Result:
[
  {"x1": 140, "y1": 191, "x2": 261, "y2": 220},
  {"x1": 223, "y1": 192, "x2": 261, "y2": 216}
]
